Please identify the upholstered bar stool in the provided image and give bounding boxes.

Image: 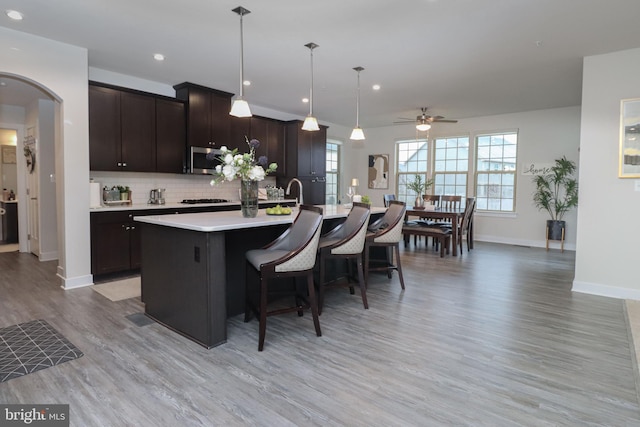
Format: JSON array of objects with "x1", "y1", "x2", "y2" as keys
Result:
[
  {"x1": 316, "y1": 202, "x2": 371, "y2": 313},
  {"x1": 364, "y1": 200, "x2": 407, "y2": 290},
  {"x1": 245, "y1": 205, "x2": 324, "y2": 351}
]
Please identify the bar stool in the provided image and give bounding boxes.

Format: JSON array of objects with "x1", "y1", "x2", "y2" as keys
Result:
[
  {"x1": 245, "y1": 205, "x2": 324, "y2": 351},
  {"x1": 316, "y1": 202, "x2": 371, "y2": 313}
]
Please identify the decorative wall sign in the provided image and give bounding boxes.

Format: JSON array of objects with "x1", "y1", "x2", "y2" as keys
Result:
[
  {"x1": 521, "y1": 162, "x2": 553, "y2": 175},
  {"x1": 23, "y1": 135, "x2": 36, "y2": 174},
  {"x1": 620, "y1": 97, "x2": 640, "y2": 178},
  {"x1": 368, "y1": 154, "x2": 389, "y2": 189},
  {"x1": 1, "y1": 146, "x2": 16, "y2": 164}
]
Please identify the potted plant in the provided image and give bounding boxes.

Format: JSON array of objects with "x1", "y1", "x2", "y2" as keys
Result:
[
  {"x1": 117, "y1": 185, "x2": 131, "y2": 201},
  {"x1": 406, "y1": 174, "x2": 433, "y2": 208},
  {"x1": 532, "y1": 156, "x2": 578, "y2": 241}
]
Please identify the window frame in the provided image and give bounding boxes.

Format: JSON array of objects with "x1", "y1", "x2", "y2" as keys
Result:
[
  {"x1": 395, "y1": 138, "x2": 429, "y2": 206},
  {"x1": 473, "y1": 130, "x2": 518, "y2": 213},
  {"x1": 325, "y1": 139, "x2": 341, "y2": 205}
]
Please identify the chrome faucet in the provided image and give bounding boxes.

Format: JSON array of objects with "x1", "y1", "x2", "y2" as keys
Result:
[{"x1": 286, "y1": 178, "x2": 303, "y2": 206}]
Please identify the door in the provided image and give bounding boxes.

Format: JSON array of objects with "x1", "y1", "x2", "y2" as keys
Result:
[{"x1": 25, "y1": 143, "x2": 39, "y2": 256}]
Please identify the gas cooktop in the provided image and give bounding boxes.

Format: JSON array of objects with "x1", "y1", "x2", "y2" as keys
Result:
[{"x1": 180, "y1": 198, "x2": 230, "y2": 204}]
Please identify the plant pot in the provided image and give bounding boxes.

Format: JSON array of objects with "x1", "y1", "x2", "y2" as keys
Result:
[
  {"x1": 546, "y1": 220, "x2": 565, "y2": 241},
  {"x1": 414, "y1": 196, "x2": 425, "y2": 209}
]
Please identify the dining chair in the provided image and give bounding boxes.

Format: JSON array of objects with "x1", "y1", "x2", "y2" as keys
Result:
[
  {"x1": 364, "y1": 200, "x2": 406, "y2": 290},
  {"x1": 244, "y1": 205, "x2": 324, "y2": 351},
  {"x1": 316, "y1": 202, "x2": 371, "y2": 313},
  {"x1": 382, "y1": 194, "x2": 396, "y2": 207},
  {"x1": 440, "y1": 195, "x2": 462, "y2": 210},
  {"x1": 457, "y1": 197, "x2": 476, "y2": 254}
]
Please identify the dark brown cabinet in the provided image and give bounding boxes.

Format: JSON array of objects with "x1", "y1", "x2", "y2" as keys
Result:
[
  {"x1": 278, "y1": 120, "x2": 328, "y2": 205},
  {"x1": 90, "y1": 211, "x2": 141, "y2": 275},
  {"x1": 174, "y1": 82, "x2": 234, "y2": 149},
  {"x1": 230, "y1": 115, "x2": 286, "y2": 177},
  {"x1": 156, "y1": 98, "x2": 186, "y2": 173},
  {"x1": 89, "y1": 83, "x2": 186, "y2": 173},
  {"x1": 120, "y1": 91, "x2": 156, "y2": 172},
  {"x1": 1, "y1": 201, "x2": 18, "y2": 244}
]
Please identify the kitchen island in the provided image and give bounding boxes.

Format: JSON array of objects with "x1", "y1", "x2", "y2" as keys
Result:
[{"x1": 135, "y1": 205, "x2": 385, "y2": 348}]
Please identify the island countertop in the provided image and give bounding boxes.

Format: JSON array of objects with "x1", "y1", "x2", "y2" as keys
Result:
[{"x1": 134, "y1": 204, "x2": 386, "y2": 233}]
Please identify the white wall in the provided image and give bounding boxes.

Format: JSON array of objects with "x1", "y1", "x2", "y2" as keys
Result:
[
  {"x1": 0, "y1": 27, "x2": 91, "y2": 289},
  {"x1": 342, "y1": 107, "x2": 581, "y2": 249},
  {"x1": 37, "y1": 99, "x2": 58, "y2": 260},
  {"x1": 573, "y1": 47, "x2": 640, "y2": 300}
]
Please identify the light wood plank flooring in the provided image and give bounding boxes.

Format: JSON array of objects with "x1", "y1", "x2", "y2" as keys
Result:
[{"x1": 1, "y1": 242, "x2": 639, "y2": 426}]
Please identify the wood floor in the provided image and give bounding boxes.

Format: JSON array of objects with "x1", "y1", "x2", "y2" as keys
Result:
[{"x1": 1, "y1": 242, "x2": 639, "y2": 426}]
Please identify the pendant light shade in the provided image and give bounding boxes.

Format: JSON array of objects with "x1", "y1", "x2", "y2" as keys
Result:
[
  {"x1": 350, "y1": 66, "x2": 365, "y2": 141},
  {"x1": 230, "y1": 6, "x2": 252, "y2": 118},
  {"x1": 302, "y1": 42, "x2": 320, "y2": 131}
]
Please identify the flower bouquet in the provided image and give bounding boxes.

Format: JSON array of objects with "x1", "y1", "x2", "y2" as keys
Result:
[{"x1": 209, "y1": 137, "x2": 277, "y2": 218}]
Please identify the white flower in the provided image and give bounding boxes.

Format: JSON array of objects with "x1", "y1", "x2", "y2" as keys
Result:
[
  {"x1": 220, "y1": 146, "x2": 228, "y2": 152},
  {"x1": 222, "y1": 164, "x2": 237, "y2": 181},
  {"x1": 215, "y1": 164, "x2": 222, "y2": 173},
  {"x1": 248, "y1": 165, "x2": 266, "y2": 181},
  {"x1": 223, "y1": 153, "x2": 233, "y2": 164}
]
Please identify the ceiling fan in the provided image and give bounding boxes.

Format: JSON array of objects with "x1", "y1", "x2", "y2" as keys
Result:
[{"x1": 394, "y1": 108, "x2": 458, "y2": 131}]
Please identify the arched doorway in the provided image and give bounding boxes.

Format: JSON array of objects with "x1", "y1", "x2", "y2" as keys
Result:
[{"x1": 0, "y1": 74, "x2": 61, "y2": 261}]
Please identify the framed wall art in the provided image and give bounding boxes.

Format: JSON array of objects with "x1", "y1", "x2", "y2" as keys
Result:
[
  {"x1": 368, "y1": 154, "x2": 389, "y2": 189},
  {"x1": 2, "y1": 146, "x2": 16, "y2": 164},
  {"x1": 619, "y1": 97, "x2": 640, "y2": 178}
]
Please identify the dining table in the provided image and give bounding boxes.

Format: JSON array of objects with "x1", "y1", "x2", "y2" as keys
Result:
[{"x1": 405, "y1": 207, "x2": 471, "y2": 256}]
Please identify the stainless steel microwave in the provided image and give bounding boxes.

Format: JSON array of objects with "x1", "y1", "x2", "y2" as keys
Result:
[{"x1": 190, "y1": 146, "x2": 222, "y2": 174}]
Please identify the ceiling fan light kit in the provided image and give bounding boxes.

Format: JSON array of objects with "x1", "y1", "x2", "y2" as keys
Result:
[
  {"x1": 302, "y1": 42, "x2": 320, "y2": 131},
  {"x1": 350, "y1": 66, "x2": 365, "y2": 140},
  {"x1": 394, "y1": 107, "x2": 458, "y2": 130},
  {"x1": 229, "y1": 6, "x2": 252, "y2": 118}
]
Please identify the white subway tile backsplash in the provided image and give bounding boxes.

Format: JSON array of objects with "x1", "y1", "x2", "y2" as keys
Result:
[{"x1": 90, "y1": 171, "x2": 277, "y2": 204}]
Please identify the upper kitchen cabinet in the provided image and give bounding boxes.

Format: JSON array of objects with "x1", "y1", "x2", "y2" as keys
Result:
[
  {"x1": 284, "y1": 120, "x2": 327, "y2": 178},
  {"x1": 89, "y1": 82, "x2": 186, "y2": 173},
  {"x1": 120, "y1": 91, "x2": 156, "y2": 172},
  {"x1": 230, "y1": 115, "x2": 286, "y2": 177},
  {"x1": 174, "y1": 82, "x2": 234, "y2": 150},
  {"x1": 89, "y1": 85, "x2": 121, "y2": 171},
  {"x1": 156, "y1": 98, "x2": 186, "y2": 173}
]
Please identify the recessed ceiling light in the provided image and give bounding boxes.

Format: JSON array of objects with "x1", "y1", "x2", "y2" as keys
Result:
[
  {"x1": 372, "y1": 84, "x2": 381, "y2": 91},
  {"x1": 6, "y1": 10, "x2": 23, "y2": 20},
  {"x1": 153, "y1": 53, "x2": 165, "y2": 61},
  {"x1": 302, "y1": 98, "x2": 309, "y2": 103},
  {"x1": 243, "y1": 80, "x2": 251, "y2": 86}
]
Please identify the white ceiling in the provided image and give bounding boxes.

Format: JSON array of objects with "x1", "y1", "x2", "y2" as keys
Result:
[{"x1": 2, "y1": 0, "x2": 640, "y2": 129}]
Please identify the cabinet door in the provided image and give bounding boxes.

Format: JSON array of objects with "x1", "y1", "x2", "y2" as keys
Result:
[
  {"x1": 89, "y1": 85, "x2": 121, "y2": 171},
  {"x1": 129, "y1": 220, "x2": 142, "y2": 270},
  {"x1": 156, "y1": 99, "x2": 186, "y2": 173},
  {"x1": 120, "y1": 92, "x2": 156, "y2": 172},
  {"x1": 310, "y1": 127, "x2": 327, "y2": 177},
  {"x1": 299, "y1": 177, "x2": 326, "y2": 205},
  {"x1": 185, "y1": 87, "x2": 213, "y2": 148},
  {"x1": 230, "y1": 115, "x2": 251, "y2": 151},
  {"x1": 91, "y1": 221, "x2": 131, "y2": 275},
  {"x1": 210, "y1": 92, "x2": 232, "y2": 149}
]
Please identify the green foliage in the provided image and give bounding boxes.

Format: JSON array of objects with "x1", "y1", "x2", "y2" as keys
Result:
[
  {"x1": 360, "y1": 195, "x2": 371, "y2": 204},
  {"x1": 532, "y1": 156, "x2": 578, "y2": 221},
  {"x1": 406, "y1": 174, "x2": 433, "y2": 195}
]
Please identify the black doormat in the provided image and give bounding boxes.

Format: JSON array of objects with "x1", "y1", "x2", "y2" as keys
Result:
[
  {"x1": 125, "y1": 312, "x2": 155, "y2": 327},
  {"x1": 0, "y1": 319, "x2": 84, "y2": 383}
]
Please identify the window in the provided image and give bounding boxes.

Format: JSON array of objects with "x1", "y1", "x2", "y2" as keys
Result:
[
  {"x1": 433, "y1": 136, "x2": 469, "y2": 204},
  {"x1": 396, "y1": 139, "x2": 428, "y2": 205},
  {"x1": 475, "y1": 132, "x2": 517, "y2": 212},
  {"x1": 325, "y1": 140, "x2": 340, "y2": 205}
]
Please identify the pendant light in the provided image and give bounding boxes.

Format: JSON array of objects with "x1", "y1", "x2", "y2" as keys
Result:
[
  {"x1": 350, "y1": 66, "x2": 365, "y2": 140},
  {"x1": 302, "y1": 42, "x2": 320, "y2": 131},
  {"x1": 229, "y1": 6, "x2": 252, "y2": 117}
]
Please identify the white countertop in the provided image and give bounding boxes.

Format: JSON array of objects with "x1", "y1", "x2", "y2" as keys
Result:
[
  {"x1": 89, "y1": 199, "x2": 296, "y2": 212},
  {"x1": 134, "y1": 204, "x2": 386, "y2": 232}
]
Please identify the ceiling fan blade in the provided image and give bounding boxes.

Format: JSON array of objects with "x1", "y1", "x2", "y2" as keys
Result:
[
  {"x1": 432, "y1": 119, "x2": 458, "y2": 123},
  {"x1": 393, "y1": 120, "x2": 414, "y2": 124}
]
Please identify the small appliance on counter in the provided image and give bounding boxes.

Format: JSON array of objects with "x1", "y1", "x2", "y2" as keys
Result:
[{"x1": 148, "y1": 188, "x2": 166, "y2": 205}]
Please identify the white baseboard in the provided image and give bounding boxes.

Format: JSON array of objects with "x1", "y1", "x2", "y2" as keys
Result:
[
  {"x1": 474, "y1": 234, "x2": 576, "y2": 251},
  {"x1": 58, "y1": 272, "x2": 94, "y2": 290},
  {"x1": 38, "y1": 250, "x2": 58, "y2": 262},
  {"x1": 572, "y1": 280, "x2": 640, "y2": 301}
]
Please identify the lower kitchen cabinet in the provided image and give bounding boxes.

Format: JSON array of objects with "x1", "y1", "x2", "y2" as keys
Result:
[{"x1": 91, "y1": 211, "x2": 142, "y2": 275}]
